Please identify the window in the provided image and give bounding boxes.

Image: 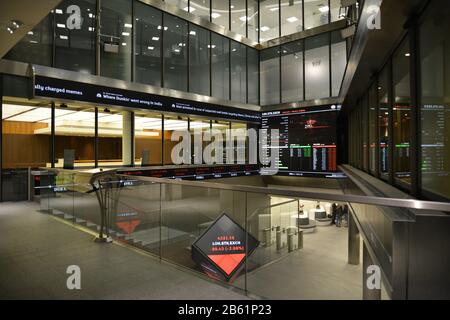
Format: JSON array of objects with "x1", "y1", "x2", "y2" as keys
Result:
[
  {"x1": 190, "y1": 0, "x2": 210, "y2": 21},
  {"x1": 362, "y1": 93, "x2": 369, "y2": 172},
  {"x1": 5, "y1": 15, "x2": 53, "y2": 67},
  {"x1": 231, "y1": 0, "x2": 247, "y2": 36},
  {"x1": 165, "y1": 0, "x2": 188, "y2": 11},
  {"x1": 304, "y1": 0, "x2": 329, "y2": 30},
  {"x1": 368, "y1": 82, "x2": 378, "y2": 175},
  {"x1": 100, "y1": 0, "x2": 132, "y2": 81},
  {"x1": 230, "y1": 41, "x2": 247, "y2": 103},
  {"x1": 330, "y1": 0, "x2": 345, "y2": 23},
  {"x1": 97, "y1": 107, "x2": 126, "y2": 166},
  {"x1": 392, "y1": 37, "x2": 411, "y2": 188},
  {"x1": 281, "y1": 40, "x2": 304, "y2": 103},
  {"x1": 247, "y1": 0, "x2": 259, "y2": 43},
  {"x1": 189, "y1": 24, "x2": 210, "y2": 96},
  {"x1": 281, "y1": 0, "x2": 303, "y2": 37},
  {"x1": 247, "y1": 47, "x2": 259, "y2": 105},
  {"x1": 189, "y1": 117, "x2": 211, "y2": 164},
  {"x1": 54, "y1": 0, "x2": 96, "y2": 74},
  {"x1": 135, "y1": 112, "x2": 163, "y2": 166},
  {"x1": 305, "y1": 34, "x2": 330, "y2": 100},
  {"x1": 212, "y1": 0, "x2": 230, "y2": 30},
  {"x1": 259, "y1": 0, "x2": 280, "y2": 42},
  {"x1": 419, "y1": 2, "x2": 450, "y2": 199},
  {"x1": 260, "y1": 47, "x2": 280, "y2": 106},
  {"x1": 134, "y1": 2, "x2": 162, "y2": 87},
  {"x1": 378, "y1": 65, "x2": 390, "y2": 180},
  {"x1": 211, "y1": 33, "x2": 230, "y2": 100},
  {"x1": 331, "y1": 30, "x2": 346, "y2": 97},
  {"x1": 163, "y1": 14, "x2": 188, "y2": 92},
  {"x1": 164, "y1": 116, "x2": 188, "y2": 164}
]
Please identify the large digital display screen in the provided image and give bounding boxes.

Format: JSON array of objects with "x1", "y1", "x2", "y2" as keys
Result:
[
  {"x1": 261, "y1": 105, "x2": 343, "y2": 178},
  {"x1": 34, "y1": 76, "x2": 260, "y2": 122}
]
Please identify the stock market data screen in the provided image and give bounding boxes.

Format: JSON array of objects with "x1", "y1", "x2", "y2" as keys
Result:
[{"x1": 261, "y1": 105, "x2": 343, "y2": 178}]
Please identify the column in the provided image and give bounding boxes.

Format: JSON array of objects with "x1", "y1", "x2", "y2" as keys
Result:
[{"x1": 122, "y1": 111, "x2": 134, "y2": 166}]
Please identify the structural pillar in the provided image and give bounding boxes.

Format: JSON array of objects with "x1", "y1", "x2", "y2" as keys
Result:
[
  {"x1": 348, "y1": 211, "x2": 360, "y2": 265},
  {"x1": 122, "y1": 111, "x2": 134, "y2": 166},
  {"x1": 363, "y1": 242, "x2": 382, "y2": 300}
]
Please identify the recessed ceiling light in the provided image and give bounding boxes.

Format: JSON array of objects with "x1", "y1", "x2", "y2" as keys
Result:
[
  {"x1": 57, "y1": 23, "x2": 66, "y2": 28},
  {"x1": 174, "y1": 49, "x2": 180, "y2": 53},
  {"x1": 122, "y1": 32, "x2": 130, "y2": 36},
  {"x1": 260, "y1": 26, "x2": 270, "y2": 32},
  {"x1": 319, "y1": 5, "x2": 330, "y2": 13},
  {"x1": 286, "y1": 16, "x2": 299, "y2": 23},
  {"x1": 27, "y1": 31, "x2": 34, "y2": 35},
  {"x1": 55, "y1": 9, "x2": 63, "y2": 14},
  {"x1": 207, "y1": 44, "x2": 216, "y2": 49},
  {"x1": 152, "y1": 36, "x2": 160, "y2": 41},
  {"x1": 59, "y1": 35, "x2": 68, "y2": 40},
  {"x1": 405, "y1": 53, "x2": 411, "y2": 57},
  {"x1": 189, "y1": 30, "x2": 196, "y2": 36},
  {"x1": 147, "y1": 46, "x2": 154, "y2": 50},
  {"x1": 211, "y1": 13, "x2": 221, "y2": 19},
  {"x1": 124, "y1": 23, "x2": 133, "y2": 28},
  {"x1": 122, "y1": 42, "x2": 127, "y2": 46}
]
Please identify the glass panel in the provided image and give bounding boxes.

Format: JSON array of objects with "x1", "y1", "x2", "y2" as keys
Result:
[
  {"x1": 419, "y1": 2, "x2": 450, "y2": 200},
  {"x1": 247, "y1": 0, "x2": 259, "y2": 43},
  {"x1": 304, "y1": 0, "x2": 329, "y2": 30},
  {"x1": 135, "y1": 112, "x2": 163, "y2": 166},
  {"x1": 54, "y1": 105, "x2": 95, "y2": 168},
  {"x1": 211, "y1": 0, "x2": 230, "y2": 30},
  {"x1": 165, "y1": 0, "x2": 188, "y2": 11},
  {"x1": 247, "y1": 47, "x2": 259, "y2": 105},
  {"x1": 163, "y1": 115, "x2": 188, "y2": 165},
  {"x1": 134, "y1": 1, "x2": 162, "y2": 87},
  {"x1": 260, "y1": 47, "x2": 280, "y2": 106},
  {"x1": 259, "y1": 0, "x2": 280, "y2": 42},
  {"x1": 97, "y1": 107, "x2": 125, "y2": 167},
  {"x1": 330, "y1": 0, "x2": 346, "y2": 22},
  {"x1": 281, "y1": 0, "x2": 303, "y2": 37},
  {"x1": 230, "y1": 41, "x2": 247, "y2": 103},
  {"x1": 331, "y1": 30, "x2": 346, "y2": 97},
  {"x1": 305, "y1": 34, "x2": 330, "y2": 100},
  {"x1": 163, "y1": 14, "x2": 188, "y2": 91},
  {"x1": 368, "y1": 82, "x2": 378, "y2": 175},
  {"x1": 281, "y1": 40, "x2": 304, "y2": 103},
  {"x1": 2, "y1": 103, "x2": 51, "y2": 201},
  {"x1": 54, "y1": 0, "x2": 96, "y2": 74},
  {"x1": 362, "y1": 93, "x2": 369, "y2": 171},
  {"x1": 189, "y1": 117, "x2": 211, "y2": 164},
  {"x1": 4, "y1": 15, "x2": 53, "y2": 66},
  {"x1": 190, "y1": 0, "x2": 211, "y2": 21},
  {"x1": 212, "y1": 120, "x2": 229, "y2": 163},
  {"x1": 100, "y1": 0, "x2": 132, "y2": 81},
  {"x1": 189, "y1": 24, "x2": 210, "y2": 96},
  {"x1": 231, "y1": 122, "x2": 248, "y2": 164},
  {"x1": 378, "y1": 65, "x2": 390, "y2": 180},
  {"x1": 392, "y1": 38, "x2": 411, "y2": 188},
  {"x1": 230, "y1": 0, "x2": 247, "y2": 36},
  {"x1": 211, "y1": 32, "x2": 230, "y2": 100}
]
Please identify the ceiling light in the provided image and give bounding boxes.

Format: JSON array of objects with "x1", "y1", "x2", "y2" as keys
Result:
[
  {"x1": 122, "y1": 32, "x2": 130, "y2": 36},
  {"x1": 207, "y1": 44, "x2": 216, "y2": 49},
  {"x1": 7, "y1": 27, "x2": 13, "y2": 34},
  {"x1": 269, "y1": 7, "x2": 279, "y2": 12},
  {"x1": 122, "y1": 42, "x2": 127, "y2": 46},
  {"x1": 405, "y1": 53, "x2": 411, "y2": 57},
  {"x1": 55, "y1": 9, "x2": 63, "y2": 14},
  {"x1": 319, "y1": 5, "x2": 330, "y2": 13},
  {"x1": 174, "y1": 49, "x2": 180, "y2": 53},
  {"x1": 260, "y1": 26, "x2": 270, "y2": 32},
  {"x1": 230, "y1": 5, "x2": 235, "y2": 9},
  {"x1": 152, "y1": 36, "x2": 160, "y2": 41},
  {"x1": 157, "y1": 25, "x2": 168, "y2": 30},
  {"x1": 189, "y1": 30, "x2": 196, "y2": 36},
  {"x1": 88, "y1": 13, "x2": 94, "y2": 18},
  {"x1": 286, "y1": 16, "x2": 298, "y2": 23},
  {"x1": 27, "y1": 31, "x2": 34, "y2": 35},
  {"x1": 124, "y1": 23, "x2": 133, "y2": 28},
  {"x1": 57, "y1": 23, "x2": 66, "y2": 28},
  {"x1": 59, "y1": 35, "x2": 68, "y2": 40},
  {"x1": 183, "y1": 6, "x2": 195, "y2": 13},
  {"x1": 211, "y1": 13, "x2": 221, "y2": 19},
  {"x1": 148, "y1": 46, "x2": 154, "y2": 50},
  {"x1": 30, "y1": 40, "x2": 38, "y2": 44},
  {"x1": 239, "y1": 16, "x2": 249, "y2": 22},
  {"x1": 88, "y1": 27, "x2": 95, "y2": 32}
]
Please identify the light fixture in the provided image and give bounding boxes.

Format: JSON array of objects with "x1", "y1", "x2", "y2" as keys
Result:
[
  {"x1": 122, "y1": 32, "x2": 130, "y2": 36},
  {"x1": 6, "y1": 27, "x2": 13, "y2": 34},
  {"x1": 147, "y1": 46, "x2": 154, "y2": 50},
  {"x1": 56, "y1": 23, "x2": 66, "y2": 28},
  {"x1": 157, "y1": 25, "x2": 168, "y2": 30},
  {"x1": 121, "y1": 42, "x2": 127, "y2": 46},
  {"x1": 286, "y1": 16, "x2": 299, "y2": 23},
  {"x1": 260, "y1": 26, "x2": 270, "y2": 32},
  {"x1": 207, "y1": 44, "x2": 216, "y2": 49},
  {"x1": 405, "y1": 53, "x2": 411, "y2": 57},
  {"x1": 27, "y1": 31, "x2": 34, "y2": 35},
  {"x1": 189, "y1": 30, "x2": 196, "y2": 36},
  {"x1": 88, "y1": 27, "x2": 95, "y2": 32},
  {"x1": 174, "y1": 49, "x2": 180, "y2": 53},
  {"x1": 239, "y1": 16, "x2": 249, "y2": 22},
  {"x1": 55, "y1": 9, "x2": 63, "y2": 14},
  {"x1": 59, "y1": 35, "x2": 68, "y2": 40},
  {"x1": 88, "y1": 13, "x2": 94, "y2": 18},
  {"x1": 124, "y1": 23, "x2": 133, "y2": 28},
  {"x1": 178, "y1": 42, "x2": 186, "y2": 47},
  {"x1": 183, "y1": 6, "x2": 195, "y2": 13},
  {"x1": 211, "y1": 13, "x2": 221, "y2": 19},
  {"x1": 319, "y1": 5, "x2": 330, "y2": 13},
  {"x1": 152, "y1": 36, "x2": 160, "y2": 41},
  {"x1": 230, "y1": 5, "x2": 235, "y2": 9}
]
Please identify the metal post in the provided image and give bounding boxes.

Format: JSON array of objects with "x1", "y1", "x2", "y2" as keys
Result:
[
  {"x1": 51, "y1": 101, "x2": 55, "y2": 168},
  {"x1": 276, "y1": 225, "x2": 282, "y2": 251},
  {"x1": 348, "y1": 211, "x2": 360, "y2": 265},
  {"x1": 363, "y1": 242, "x2": 381, "y2": 300}
]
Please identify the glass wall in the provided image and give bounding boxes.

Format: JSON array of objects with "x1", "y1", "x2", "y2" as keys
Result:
[
  {"x1": 305, "y1": 33, "x2": 330, "y2": 100},
  {"x1": 189, "y1": 24, "x2": 210, "y2": 96},
  {"x1": 163, "y1": 14, "x2": 188, "y2": 92},
  {"x1": 281, "y1": 0, "x2": 303, "y2": 37},
  {"x1": 164, "y1": 116, "x2": 188, "y2": 165},
  {"x1": 97, "y1": 107, "x2": 124, "y2": 166},
  {"x1": 304, "y1": 0, "x2": 330, "y2": 30},
  {"x1": 331, "y1": 30, "x2": 346, "y2": 97},
  {"x1": 100, "y1": 0, "x2": 132, "y2": 81},
  {"x1": 378, "y1": 65, "x2": 390, "y2": 180},
  {"x1": 259, "y1": 0, "x2": 280, "y2": 42},
  {"x1": 211, "y1": 32, "x2": 230, "y2": 101},
  {"x1": 247, "y1": 47, "x2": 260, "y2": 105},
  {"x1": 368, "y1": 82, "x2": 378, "y2": 175},
  {"x1": 260, "y1": 46, "x2": 280, "y2": 105},
  {"x1": 231, "y1": 0, "x2": 247, "y2": 36},
  {"x1": 135, "y1": 112, "x2": 163, "y2": 166},
  {"x1": 212, "y1": 0, "x2": 230, "y2": 30},
  {"x1": 247, "y1": 0, "x2": 259, "y2": 42},
  {"x1": 330, "y1": 0, "x2": 346, "y2": 23},
  {"x1": 230, "y1": 41, "x2": 247, "y2": 103},
  {"x1": 419, "y1": 2, "x2": 450, "y2": 200},
  {"x1": 55, "y1": 0, "x2": 96, "y2": 74},
  {"x1": 281, "y1": 40, "x2": 304, "y2": 103},
  {"x1": 392, "y1": 37, "x2": 411, "y2": 188},
  {"x1": 190, "y1": 0, "x2": 210, "y2": 20},
  {"x1": 362, "y1": 93, "x2": 369, "y2": 172},
  {"x1": 134, "y1": 2, "x2": 162, "y2": 86}
]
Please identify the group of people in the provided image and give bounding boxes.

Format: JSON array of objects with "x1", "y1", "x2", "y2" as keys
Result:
[{"x1": 330, "y1": 203, "x2": 349, "y2": 227}]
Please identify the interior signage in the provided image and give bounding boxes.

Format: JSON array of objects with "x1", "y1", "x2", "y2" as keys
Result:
[
  {"x1": 191, "y1": 213, "x2": 259, "y2": 282},
  {"x1": 34, "y1": 76, "x2": 260, "y2": 122}
]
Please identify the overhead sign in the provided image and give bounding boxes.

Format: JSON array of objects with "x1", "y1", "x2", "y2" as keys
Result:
[
  {"x1": 34, "y1": 76, "x2": 260, "y2": 122},
  {"x1": 191, "y1": 213, "x2": 259, "y2": 282}
]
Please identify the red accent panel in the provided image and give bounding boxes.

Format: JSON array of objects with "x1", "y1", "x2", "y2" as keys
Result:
[
  {"x1": 207, "y1": 253, "x2": 246, "y2": 275},
  {"x1": 116, "y1": 220, "x2": 141, "y2": 234}
]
